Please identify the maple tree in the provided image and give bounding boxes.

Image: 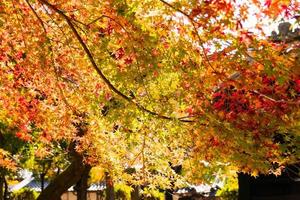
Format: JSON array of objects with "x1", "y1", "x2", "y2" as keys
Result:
[{"x1": 0, "y1": 0, "x2": 299, "y2": 199}]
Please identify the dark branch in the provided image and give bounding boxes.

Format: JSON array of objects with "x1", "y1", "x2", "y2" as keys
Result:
[
  {"x1": 25, "y1": 0, "x2": 47, "y2": 33},
  {"x1": 38, "y1": 0, "x2": 195, "y2": 123}
]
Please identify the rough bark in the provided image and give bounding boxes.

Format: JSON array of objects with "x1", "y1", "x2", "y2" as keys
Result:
[
  {"x1": 105, "y1": 172, "x2": 115, "y2": 200},
  {"x1": 37, "y1": 154, "x2": 85, "y2": 200},
  {"x1": 37, "y1": 114, "x2": 88, "y2": 200},
  {"x1": 75, "y1": 165, "x2": 92, "y2": 200}
]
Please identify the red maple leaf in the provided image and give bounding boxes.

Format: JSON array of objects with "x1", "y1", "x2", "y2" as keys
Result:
[{"x1": 265, "y1": 0, "x2": 272, "y2": 8}]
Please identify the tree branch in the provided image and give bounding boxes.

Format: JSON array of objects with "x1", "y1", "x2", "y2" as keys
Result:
[
  {"x1": 38, "y1": 0, "x2": 194, "y2": 123},
  {"x1": 25, "y1": 0, "x2": 47, "y2": 33},
  {"x1": 159, "y1": 0, "x2": 220, "y2": 75},
  {"x1": 25, "y1": 0, "x2": 78, "y2": 113},
  {"x1": 251, "y1": 90, "x2": 300, "y2": 105}
]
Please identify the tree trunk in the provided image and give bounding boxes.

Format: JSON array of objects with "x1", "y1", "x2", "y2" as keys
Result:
[
  {"x1": 105, "y1": 172, "x2": 115, "y2": 200},
  {"x1": 0, "y1": 173, "x2": 3, "y2": 200},
  {"x1": 75, "y1": 165, "x2": 91, "y2": 200},
  {"x1": 56, "y1": 167, "x2": 61, "y2": 176},
  {"x1": 40, "y1": 173, "x2": 45, "y2": 192},
  {"x1": 37, "y1": 153, "x2": 85, "y2": 200},
  {"x1": 165, "y1": 164, "x2": 182, "y2": 200},
  {"x1": 37, "y1": 114, "x2": 89, "y2": 200},
  {"x1": 130, "y1": 185, "x2": 139, "y2": 200},
  {"x1": 3, "y1": 177, "x2": 7, "y2": 200},
  {"x1": 164, "y1": 189, "x2": 173, "y2": 200}
]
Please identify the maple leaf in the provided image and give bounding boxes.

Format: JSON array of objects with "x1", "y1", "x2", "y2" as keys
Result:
[
  {"x1": 265, "y1": 0, "x2": 272, "y2": 8},
  {"x1": 0, "y1": 1, "x2": 299, "y2": 198}
]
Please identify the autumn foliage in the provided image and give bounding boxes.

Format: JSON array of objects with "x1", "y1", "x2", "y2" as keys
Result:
[{"x1": 0, "y1": 0, "x2": 299, "y2": 195}]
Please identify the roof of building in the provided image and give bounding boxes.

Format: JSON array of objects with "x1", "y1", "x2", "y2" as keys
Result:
[{"x1": 10, "y1": 176, "x2": 106, "y2": 192}]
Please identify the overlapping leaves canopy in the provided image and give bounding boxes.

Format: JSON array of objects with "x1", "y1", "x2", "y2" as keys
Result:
[{"x1": 0, "y1": 0, "x2": 299, "y2": 185}]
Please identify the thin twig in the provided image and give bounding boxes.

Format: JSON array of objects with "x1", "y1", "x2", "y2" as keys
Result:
[
  {"x1": 251, "y1": 90, "x2": 300, "y2": 105},
  {"x1": 25, "y1": 0, "x2": 46, "y2": 33},
  {"x1": 64, "y1": 7, "x2": 195, "y2": 121},
  {"x1": 159, "y1": 0, "x2": 219, "y2": 74},
  {"x1": 25, "y1": 0, "x2": 77, "y2": 112},
  {"x1": 38, "y1": 0, "x2": 195, "y2": 123}
]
